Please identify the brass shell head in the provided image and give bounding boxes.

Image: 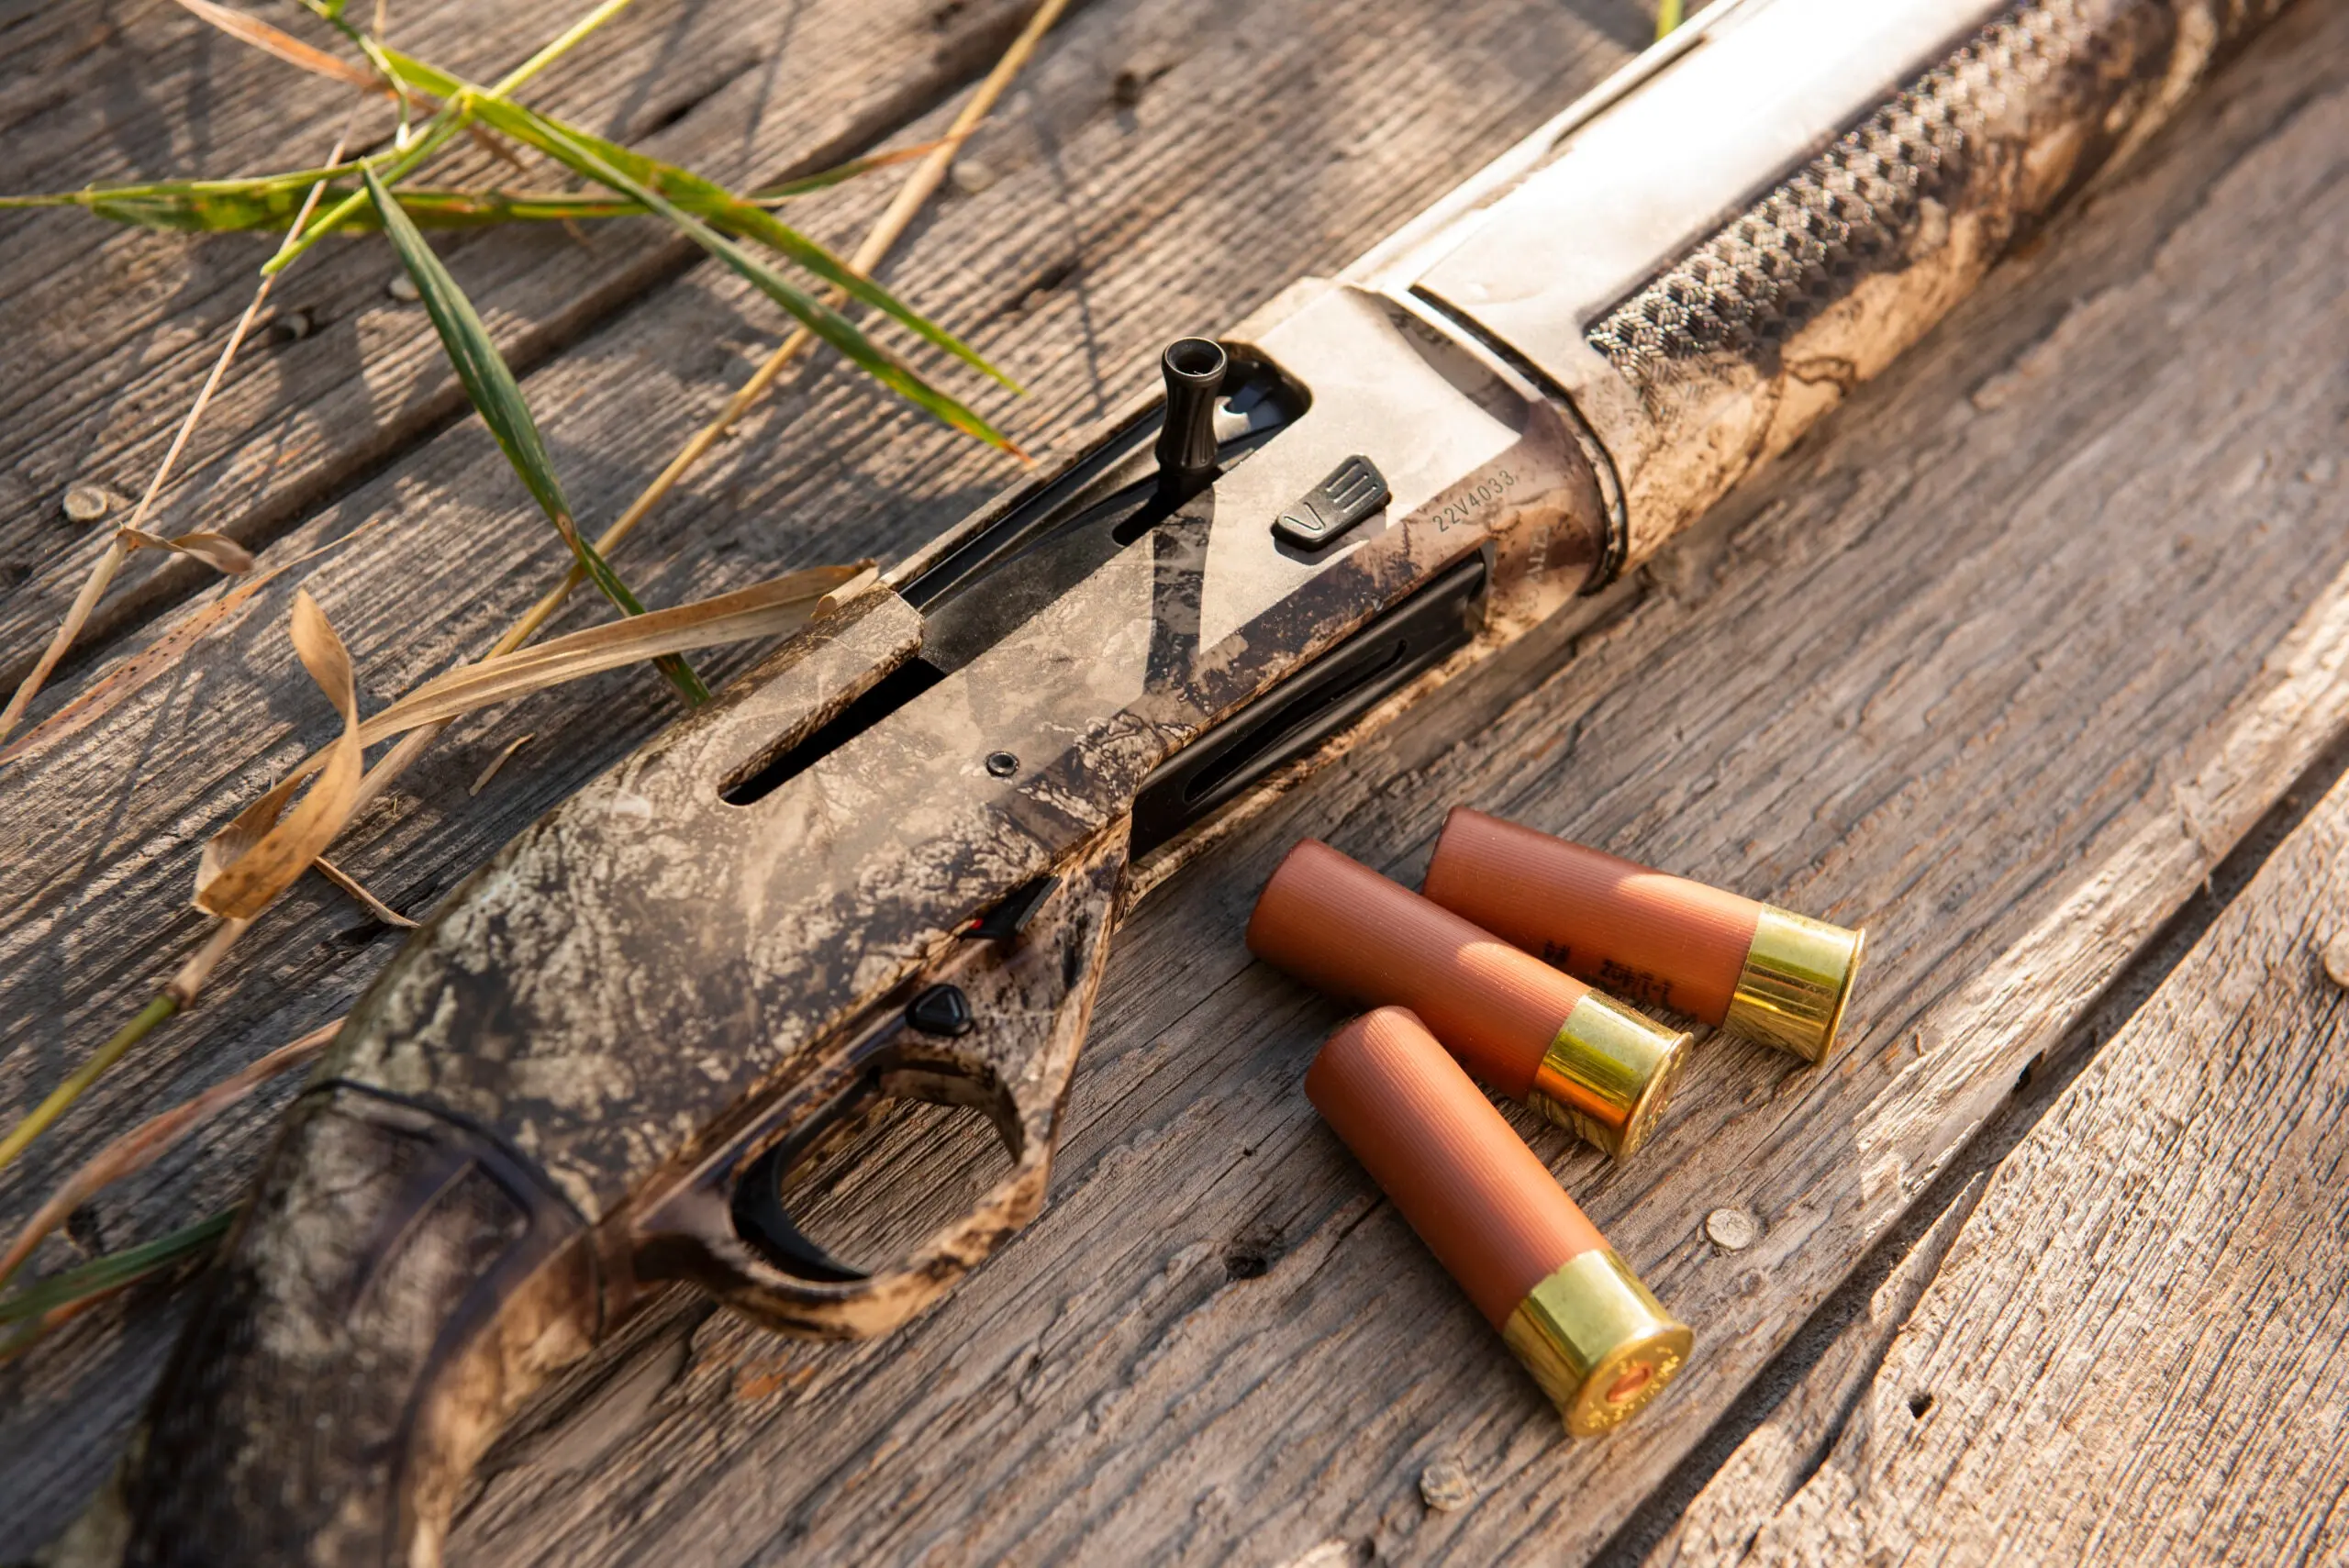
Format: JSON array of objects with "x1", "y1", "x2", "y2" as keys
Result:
[
  {"x1": 1502, "y1": 1249, "x2": 1692, "y2": 1436},
  {"x1": 1525, "y1": 993, "x2": 1690, "y2": 1159},
  {"x1": 1723, "y1": 906, "x2": 1866, "y2": 1063}
]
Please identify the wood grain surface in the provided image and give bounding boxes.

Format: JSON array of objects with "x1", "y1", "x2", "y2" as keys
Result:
[
  {"x1": 1736, "y1": 741, "x2": 2349, "y2": 1565},
  {"x1": 1, "y1": 0, "x2": 2344, "y2": 1562},
  {"x1": 1614, "y1": 717, "x2": 2349, "y2": 1568},
  {"x1": 1633, "y1": 1175, "x2": 1989, "y2": 1568}
]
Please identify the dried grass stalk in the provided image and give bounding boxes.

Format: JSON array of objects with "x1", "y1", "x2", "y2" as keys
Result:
[
  {"x1": 0, "y1": 0, "x2": 1055, "y2": 1200},
  {"x1": 313, "y1": 856, "x2": 417, "y2": 927},
  {"x1": 468, "y1": 733, "x2": 535, "y2": 795},
  {"x1": 362, "y1": 563, "x2": 862, "y2": 740},
  {"x1": 177, "y1": 562, "x2": 860, "y2": 920},
  {"x1": 0, "y1": 124, "x2": 353, "y2": 751},
  {"x1": 172, "y1": 0, "x2": 381, "y2": 91},
  {"x1": 0, "y1": 1019, "x2": 337, "y2": 1293},
  {"x1": 0, "y1": 531, "x2": 373, "y2": 770}
]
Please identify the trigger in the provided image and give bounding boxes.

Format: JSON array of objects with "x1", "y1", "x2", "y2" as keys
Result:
[
  {"x1": 729, "y1": 1142, "x2": 869, "y2": 1284},
  {"x1": 963, "y1": 873, "x2": 1060, "y2": 946}
]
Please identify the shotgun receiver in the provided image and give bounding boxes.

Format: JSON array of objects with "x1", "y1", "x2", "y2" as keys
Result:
[{"x1": 77, "y1": 0, "x2": 2284, "y2": 1560}]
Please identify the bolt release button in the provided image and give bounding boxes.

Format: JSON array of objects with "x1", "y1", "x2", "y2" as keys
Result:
[
  {"x1": 1273, "y1": 455, "x2": 1389, "y2": 550},
  {"x1": 906, "y1": 984, "x2": 974, "y2": 1037}
]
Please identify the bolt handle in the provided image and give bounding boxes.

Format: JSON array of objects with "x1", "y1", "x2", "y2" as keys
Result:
[{"x1": 1154, "y1": 337, "x2": 1228, "y2": 495}]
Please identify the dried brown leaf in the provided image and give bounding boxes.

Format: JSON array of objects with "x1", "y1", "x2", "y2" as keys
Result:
[
  {"x1": 187, "y1": 566, "x2": 860, "y2": 907},
  {"x1": 194, "y1": 591, "x2": 363, "y2": 918},
  {"x1": 354, "y1": 562, "x2": 863, "y2": 746},
  {"x1": 118, "y1": 526, "x2": 257, "y2": 575},
  {"x1": 172, "y1": 0, "x2": 382, "y2": 92}
]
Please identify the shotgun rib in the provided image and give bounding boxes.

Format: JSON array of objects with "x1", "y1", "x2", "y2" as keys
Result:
[{"x1": 73, "y1": 1, "x2": 2288, "y2": 1562}]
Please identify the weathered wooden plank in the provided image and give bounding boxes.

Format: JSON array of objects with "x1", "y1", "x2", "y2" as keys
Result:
[
  {"x1": 1631, "y1": 1174, "x2": 1988, "y2": 1568},
  {"x1": 1614, "y1": 730, "x2": 2349, "y2": 1567},
  {"x1": 411, "y1": 7, "x2": 2349, "y2": 1563},
  {"x1": 0, "y1": 0, "x2": 2339, "y2": 1558},
  {"x1": 0, "y1": 0, "x2": 1096, "y2": 689},
  {"x1": 0, "y1": 0, "x2": 1657, "y2": 1551},
  {"x1": 1737, "y1": 752, "x2": 2349, "y2": 1564}
]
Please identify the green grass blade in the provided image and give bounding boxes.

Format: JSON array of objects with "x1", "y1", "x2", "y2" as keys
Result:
[
  {"x1": 267, "y1": 103, "x2": 471, "y2": 275},
  {"x1": 489, "y1": 0, "x2": 644, "y2": 96},
  {"x1": 370, "y1": 190, "x2": 648, "y2": 227},
  {"x1": 21, "y1": 174, "x2": 907, "y2": 234},
  {"x1": 507, "y1": 110, "x2": 1011, "y2": 447},
  {"x1": 749, "y1": 142, "x2": 955, "y2": 202},
  {"x1": 384, "y1": 50, "x2": 1011, "y2": 399},
  {"x1": 0, "y1": 1208, "x2": 238, "y2": 1326},
  {"x1": 15, "y1": 178, "x2": 632, "y2": 234},
  {"x1": 83, "y1": 185, "x2": 370, "y2": 234},
  {"x1": 1, "y1": 160, "x2": 375, "y2": 231},
  {"x1": 94, "y1": 191, "x2": 331, "y2": 232},
  {"x1": 549, "y1": 112, "x2": 1009, "y2": 390},
  {"x1": 0, "y1": 137, "x2": 926, "y2": 228},
  {"x1": 363, "y1": 166, "x2": 707, "y2": 703},
  {"x1": 439, "y1": 95, "x2": 1009, "y2": 446},
  {"x1": 366, "y1": 165, "x2": 570, "y2": 518}
]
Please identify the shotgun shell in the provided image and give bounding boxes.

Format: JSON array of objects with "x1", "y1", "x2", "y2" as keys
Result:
[
  {"x1": 1247, "y1": 839, "x2": 1689, "y2": 1157},
  {"x1": 1422, "y1": 808, "x2": 1865, "y2": 1064},
  {"x1": 1306, "y1": 1007, "x2": 1691, "y2": 1434}
]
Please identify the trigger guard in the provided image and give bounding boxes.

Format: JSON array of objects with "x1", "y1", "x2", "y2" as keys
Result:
[
  {"x1": 624, "y1": 825, "x2": 1129, "y2": 1339},
  {"x1": 726, "y1": 1052, "x2": 1028, "y2": 1284},
  {"x1": 729, "y1": 1137, "x2": 869, "y2": 1284}
]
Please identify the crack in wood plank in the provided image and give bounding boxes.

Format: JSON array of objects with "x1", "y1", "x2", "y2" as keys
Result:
[
  {"x1": 1633, "y1": 1173, "x2": 1992, "y2": 1568},
  {"x1": 1616, "y1": 715, "x2": 2349, "y2": 1566},
  {"x1": 1735, "y1": 682, "x2": 2349, "y2": 1565}
]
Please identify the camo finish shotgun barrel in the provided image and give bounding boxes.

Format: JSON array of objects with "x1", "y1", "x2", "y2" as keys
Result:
[
  {"x1": 79, "y1": 2, "x2": 2290, "y2": 1563},
  {"x1": 1370, "y1": 0, "x2": 2294, "y2": 582}
]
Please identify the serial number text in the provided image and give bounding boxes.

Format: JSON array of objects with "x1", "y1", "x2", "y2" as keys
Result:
[{"x1": 1431, "y1": 468, "x2": 1516, "y2": 531}]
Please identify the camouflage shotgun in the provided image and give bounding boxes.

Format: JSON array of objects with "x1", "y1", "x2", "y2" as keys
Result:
[{"x1": 66, "y1": 0, "x2": 2288, "y2": 1560}]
